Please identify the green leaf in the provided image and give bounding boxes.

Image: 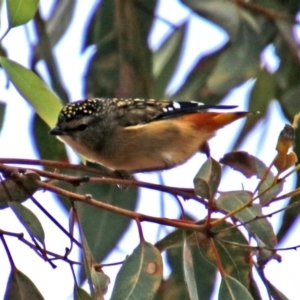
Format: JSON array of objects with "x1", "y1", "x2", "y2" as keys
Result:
[
  {"x1": 194, "y1": 157, "x2": 221, "y2": 199},
  {"x1": 216, "y1": 191, "x2": 277, "y2": 247},
  {"x1": 257, "y1": 162, "x2": 282, "y2": 205},
  {"x1": 173, "y1": 46, "x2": 227, "y2": 102},
  {"x1": 0, "y1": 171, "x2": 40, "y2": 210},
  {"x1": 155, "y1": 229, "x2": 216, "y2": 299},
  {"x1": 154, "y1": 248, "x2": 189, "y2": 300},
  {"x1": 7, "y1": 0, "x2": 39, "y2": 27},
  {"x1": 198, "y1": 221, "x2": 251, "y2": 288},
  {"x1": 206, "y1": 21, "x2": 272, "y2": 94},
  {"x1": 9, "y1": 202, "x2": 45, "y2": 245},
  {"x1": 190, "y1": 244, "x2": 216, "y2": 299},
  {"x1": 43, "y1": 0, "x2": 76, "y2": 47},
  {"x1": 259, "y1": 182, "x2": 282, "y2": 206},
  {"x1": 183, "y1": 232, "x2": 198, "y2": 300},
  {"x1": 78, "y1": 234, "x2": 110, "y2": 299},
  {"x1": 233, "y1": 69, "x2": 276, "y2": 149},
  {"x1": 182, "y1": 0, "x2": 240, "y2": 40},
  {"x1": 91, "y1": 267, "x2": 110, "y2": 298},
  {"x1": 4, "y1": 268, "x2": 44, "y2": 300},
  {"x1": 281, "y1": 84, "x2": 300, "y2": 116},
  {"x1": 32, "y1": 114, "x2": 68, "y2": 161},
  {"x1": 111, "y1": 241, "x2": 163, "y2": 300},
  {"x1": 152, "y1": 23, "x2": 186, "y2": 98},
  {"x1": 78, "y1": 183, "x2": 138, "y2": 283},
  {"x1": 0, "y1": 101, "x2": 6, "y2": 132},
  {"x1": 84, "y1": 0, "x2": 156, "y2": 98},
  {"x1": 0, "y1": 57, "x2": 62, "y2": 127},
  {"x1": 82, "y1": 0, "x2": 115, "y2": 50},
  {"x1": 219, "y1": 275, "x2": 254, "y2": 300},
  {"x1": 266, "y1": 279, "x2": 289, "y2": 300},
  {"x1": 74, "y1": 285, "x2": 92, "y2": 300},
  {"x1": 79, "y1": 233, "x2": 97, "y2": 296}
]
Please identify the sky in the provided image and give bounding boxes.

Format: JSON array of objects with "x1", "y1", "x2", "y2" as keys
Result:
[{"x1": 0, "y1": 0, "x2": 299, "y2": 299}]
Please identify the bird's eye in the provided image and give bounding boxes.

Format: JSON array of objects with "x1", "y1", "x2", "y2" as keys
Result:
[{"x1": 76, "y1": 124, "x2": 87, "y2": 131}]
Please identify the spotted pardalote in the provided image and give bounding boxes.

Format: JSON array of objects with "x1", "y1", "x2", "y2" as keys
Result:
[{"x1": 50, "y1": 98, "x2": 249, "y2": 173}]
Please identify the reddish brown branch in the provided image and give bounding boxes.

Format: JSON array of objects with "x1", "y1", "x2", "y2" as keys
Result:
[{"x1": 38, "y1": 180, "x2": 206, "y2": 232}]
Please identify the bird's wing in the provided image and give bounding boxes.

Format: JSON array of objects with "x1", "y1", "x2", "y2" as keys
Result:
[{"x1": 114, "y1": 98, "x2": 237, "y2": 126}]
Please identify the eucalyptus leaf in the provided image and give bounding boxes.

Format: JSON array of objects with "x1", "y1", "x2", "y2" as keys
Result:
[
  {"x1": 111, "y1": 241, "x2": 163, "y2": 300},
  {"x1": 183, "y1": 232, "x2": 198, "y2": 300},
  {"x1": 74, "y1": 285, "x2": 92, "y2": 300},
  {"x1": 9, "y1": 202, "x2": 45, "y2": 245},
  {"x1": 219, "y1": 275, "x2": 254, "y2": 300},
  {"x1": 216, "y1": 191, "x2": 277, "y2": 247},
  {"x1": 7, "y1": 0, "x2": 39, "y2": 28},
  {"x1": 4, "y1": 268, "x2": 44, "y2": 300},
  {"x1": 0, "y1": 57, "x2": 62, "y2": 127}
]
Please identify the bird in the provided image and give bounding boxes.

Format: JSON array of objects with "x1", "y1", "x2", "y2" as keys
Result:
[{"x1": 49, "y1": 98, "x2": 249, "y2": 173}]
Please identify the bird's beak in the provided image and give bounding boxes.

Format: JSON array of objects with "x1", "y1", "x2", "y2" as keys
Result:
[{"x1": 49, "y1": 126, "x2": 65, "y2": 136}]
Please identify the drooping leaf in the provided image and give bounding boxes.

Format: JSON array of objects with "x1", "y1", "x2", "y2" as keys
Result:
[
  {"x1": 194, "y1": 157, "x2": 221, "y2": 199},
  {"x1": 281, "y1": 85, "x2": 300, "y2": 117},
  {"x1": 43, "y1": 0, "x2": 76, "y2": 47},
  {"x1": 275, "y1": 19, "x2": 299, "y2": 63},
  {"x1": 78, "y1": 183, "x2": 138, "y2": 283},
  {"x1": 4, "y1": 268, "x2": 44, "y2": 300},
  {"x1": 233, "y1": 68, "x2": 276, "y2": 149},
  {"x1": 84, "y1": 0, "x2": 156, "y2": 98},
  {"x1": 157, "y1": 218, "x2": 251, "y2": 292},
  {"x1": 266, "y1": 279, "x2": 289, "y2": 300},
  {"x1": 74, "y1": 285, "x2": 92, "y2": 300},
  {"x1": 219, "y1": 275, "x2": 254, "y2": 300},
  {"x1": 183, "y1": 232, "x2": 198, "y2": 300},
  {"x1": 0, "y1": 101, "x2": 6, "y2": 132},
  {"x1": 9, "y1": 202, "x2": 45, "y2": 245},
  {"x1": 157, "y1": 237, "x2": 217, "y2": 300},
  {"x1": 82, "y1": 0, "x2": 115, "y2": 51},
  {"x1": 191, "y1": 244, "x2": 216, "y2": 299},
  {"x1": 182, "y1": 0, "x2": 240, "y2": 40},
  {"x1": 77, "y1": 232, "x2": 110, "y2": 299},
  {"x1": 152, "y1": 23, "x2": 187, "y2": 98},
  {"x1": 91, "y1": 266, "x2": 110, "y2": 298},
  {"x1": 259, "y1": 182, "x2": 283, "y2": 206},
  {"x1": 197, "y1": 220, "x2": 252, "y2": 289},
  {"x1": 0, "y1": 171, "x2": 40, "y2": 210},
  {"x1": 255, "y1": 158, "x2": 283, "y2": 205},
  {"x1": 32, "y1": 114, "x2": 68, "y2": 161},
  {"x1": 249, "y1": 274, "x2": 263, "y2": 300},
  {"x1": 110, "y1": 241, "x2": 163, "y2": 300},
  {"x1": 0, "y1": 57, "x2": 62, "y2": 127},
  {"x1": 206, "y1": 21, "x2": 274, "y2": 94},
  {"x1": 274, "y1": 31, "x2": 300, "y2": 100},
  {"x1": 173, "y1": 46, "x2": 227, "y2": 102},
  {"x1": 7, "y1": 0, "x2": 39, "y2": 28},
  {"x1": 216, "y1": 191, "x2": 277, "y2": 247},
  {"x1": 154, "y1": 247, "x2": 189, "y2": 300}
]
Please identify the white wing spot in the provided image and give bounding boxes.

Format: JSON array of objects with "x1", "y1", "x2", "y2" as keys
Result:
[{"x1": 173, "y1": 102, "x2": 181, "y2": 109}]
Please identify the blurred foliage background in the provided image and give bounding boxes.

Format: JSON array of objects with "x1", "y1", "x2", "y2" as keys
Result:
[{"x1": 1, "y1": 0, "x2": 300, "y2": 299}]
